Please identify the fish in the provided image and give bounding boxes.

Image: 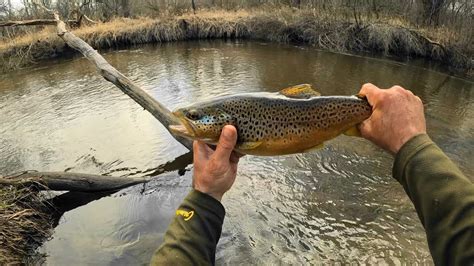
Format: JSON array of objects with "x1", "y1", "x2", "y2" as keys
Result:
[{"x1": 169, "y1": 84, "x2": 372, "y2": 156}]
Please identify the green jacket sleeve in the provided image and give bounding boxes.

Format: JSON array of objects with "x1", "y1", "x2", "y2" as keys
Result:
[
  {"x1": 393, "y1": 134, "x2": 474, "y2": 265},
  {"x1": 150, "y1": 189, "x2": 225, "y2": 265}
]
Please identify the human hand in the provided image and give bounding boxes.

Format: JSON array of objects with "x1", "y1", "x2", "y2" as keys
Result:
[
  {"x1": 192, "y1": 125, "x2": 242, "y2": 201},
  {"x1": 358, "y1": 83, "x2": 427, "y2": 155}
]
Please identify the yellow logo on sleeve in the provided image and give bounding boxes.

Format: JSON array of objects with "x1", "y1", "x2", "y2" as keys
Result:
[{"x1": 176, "y1": 209, "x2": 194, "y2": 221}]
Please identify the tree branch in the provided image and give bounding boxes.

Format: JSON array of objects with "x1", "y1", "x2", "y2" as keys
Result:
[
  {"x1": 0, "y1": 2, "x2": 194, "y2": 194},
  {"x1": 81, "y1": 14, "x2": 97, "y2": 24},
  {"x1": 0, "y1": 19, "x2": 56, "y2": 27},
  {"x1": 32, "y1": 0, "x2": 192, "y2": 150},
  {"x1": 0, "y1": 172, "x2": 149, "y2": 192},
  {"x1": 0, "y1": 151, "x2": 193, "y2": 192}
]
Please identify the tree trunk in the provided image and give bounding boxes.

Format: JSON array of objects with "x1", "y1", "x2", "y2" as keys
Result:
[
  {"x1": 0, "y1": 19, "x2": 56, "y2": 27},
  {"x1": 0, "y1": 151, "x2": 192, "y2": 192},
  {"x1": 419, "y1": 0, "x2": 445, "y2": 26},
  {"x1": 294, "y1": 0, "x2": 301, "y2": 9},
  {"x1": 191, "y1": 0, "x2": 196, "y2": 14},
  {"x1": 0, "y1": 1, "x2": 194, "y2": 194},
  {"x1": 121, "y1": 0, "x2": 130, "y2": 17},
  {"x1": 0, "y1": 172, "x2": 149, "y2": 192}
]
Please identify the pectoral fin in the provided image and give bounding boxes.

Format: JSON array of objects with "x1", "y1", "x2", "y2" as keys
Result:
[
  {"x1": 344, "y1": 126, "x2": 362, "y2": 137},
  {"x1": 238, "y1": 141, "x2": 263, "y2": 150},
  {"x1": 279, "y1": 84, "x2": 321, "y2": 99}
]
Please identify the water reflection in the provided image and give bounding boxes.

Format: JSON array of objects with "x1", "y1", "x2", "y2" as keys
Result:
[{"x1": 0, "y1": 40, "x2": 472, "y2": 264}]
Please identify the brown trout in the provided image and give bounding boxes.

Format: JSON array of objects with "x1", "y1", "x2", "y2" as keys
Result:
[{"x1": 169, "y1": 84, "x2": 372, "y2": 156}]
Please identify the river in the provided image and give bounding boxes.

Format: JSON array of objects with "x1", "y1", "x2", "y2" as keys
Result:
[{"x1": 0, "y1": 40, "x2": 473, "y2": 264}]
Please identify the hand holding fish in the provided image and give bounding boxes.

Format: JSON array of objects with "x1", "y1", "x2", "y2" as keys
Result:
[
  {"x1": 358, "y1": 83, "x2": 426, "y2": 154},
  {"x1": 193, "y1": 125, "x2": 242, "y2": 201}
]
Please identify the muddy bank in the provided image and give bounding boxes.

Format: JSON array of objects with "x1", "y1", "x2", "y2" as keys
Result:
[{"x1": 1, "y1": 9, "x2": 472, "y2": 78}]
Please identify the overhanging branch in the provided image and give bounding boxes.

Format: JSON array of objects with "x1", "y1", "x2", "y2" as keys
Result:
[
  {"x1": 32, "y1": 0, "x2": 192, "y2": 150},
  {"x1": 0, "y1": 2, "x2": 195, "y2": 194}
]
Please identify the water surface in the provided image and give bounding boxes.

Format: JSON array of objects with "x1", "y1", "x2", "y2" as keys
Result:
[{"x1": 1, "y1": 41, "x2": 473, "y2": 264}]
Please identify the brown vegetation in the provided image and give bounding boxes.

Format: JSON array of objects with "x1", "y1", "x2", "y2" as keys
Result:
[
  {"x1": 0, "y1": 185, "x2": 53, "y2": 264},
  {"x1": 0, "y1": 8, "x2": 472, "y2": 77}
]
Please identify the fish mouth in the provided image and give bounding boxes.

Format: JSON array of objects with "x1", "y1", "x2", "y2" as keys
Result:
[{"x1": 169, "y1": 111, "x2": 196, "y2": 138}]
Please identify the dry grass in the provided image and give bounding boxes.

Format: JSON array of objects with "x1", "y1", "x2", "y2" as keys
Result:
[
  {"x1": 0, "y1": 8, "x2": 472, "y2": 76},
  {"x1": 0, "y1": 185, "x2": 53, "y2": 264}
]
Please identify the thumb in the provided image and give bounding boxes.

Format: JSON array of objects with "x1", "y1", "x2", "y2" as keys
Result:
[{"x1": 212, "y1": 125, "x2": 238, "y2": 163}]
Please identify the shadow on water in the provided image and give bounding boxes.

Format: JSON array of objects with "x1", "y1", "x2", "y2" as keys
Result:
[
  {"x1": 45, "y1": 151, "x2": 193, "y2": 228},
  {"x1": 0, "y1": 40, "x2": 472, "y2": 264}
]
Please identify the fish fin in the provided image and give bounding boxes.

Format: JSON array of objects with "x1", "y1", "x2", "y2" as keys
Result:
[
  {"x1": 238, "y1": 141, "x2": 263, "y2": 150},
  {"x1": 344, "y1": 126, "x2": 362, "y2": 137},
  {"x1": 279, "y1": 84, "x2": 321, "y2": 99},
  {"x1": 303, "y1": 143, "x2": 325, "y2": 153},
  {"x1": 355, "y1": 93, "x2": 367, "y2": 99}
]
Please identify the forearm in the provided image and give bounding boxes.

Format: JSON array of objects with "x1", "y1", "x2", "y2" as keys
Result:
[
  {"x1": 393, "y1": 134, "x2": 474, "y2": 265},
  {"x1": 150, "y1": 189, "x2": 225, "y2": 265}
]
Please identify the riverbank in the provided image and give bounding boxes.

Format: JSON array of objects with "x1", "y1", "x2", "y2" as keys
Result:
[
  {"x1": 0, "y1": 186, "x2": 53, "y2": 264},
  {"x1": 1, "y1": 9, "x2": 472, "y2": 78}
]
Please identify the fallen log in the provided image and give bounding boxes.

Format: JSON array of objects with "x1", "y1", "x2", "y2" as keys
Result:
[
  {"x1": 53, "y1": 19, "x2": 193, "y2": 149},
  {"x1": 0, "y1": 172, "x2": 149, "y2": 192},
  {"x1": 32, "y1": 1, "x2": 192, "y2": 150},
  {"x1": 0, "y1": 19, "x2": 88, "y2": 28},
  {"x1": 0, "y1": 2, "x2": 193, "y2": 193},
  {"x1": 0, "y1": 19, "x2": 56, "y2": 27},
  {"x1": 0, "y1": 151, "x2": 193, "y2": 192}
]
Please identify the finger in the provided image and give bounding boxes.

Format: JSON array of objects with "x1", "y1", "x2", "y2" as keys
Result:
[
  {"x1": 359, "y1": 83, "x2": 378, "y2": 96},
  {"x1": 358, "y1": 118, "x2": 372, "y2": 139},
  {"x1": 359, "y1": 83, "x2": 380, "y2": 107},
  {"x1": 212, "y1": 125, "x2": 238, "y2": 163},
  {"x1": 391, "y1": 85, "x2": 406, "y2": 93},
  {"x1": 415, "y1": 96, "x2": 422, "y2": 103}
]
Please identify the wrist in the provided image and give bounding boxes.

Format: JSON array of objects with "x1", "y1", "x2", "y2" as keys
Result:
[
  {"x1": 392, "y1": 129, "x2": 427, "y2": 154},
  {"x1": 194, "y1": 185, "x2": 224, "y2": 202}
]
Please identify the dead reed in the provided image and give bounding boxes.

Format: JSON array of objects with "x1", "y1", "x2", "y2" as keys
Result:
[
  {"x1": 0, "y1": 9, "x2": 472, "y2": 76},
  {"x1": 0, "y1": 185, "x2": 53, "y2": 264}
]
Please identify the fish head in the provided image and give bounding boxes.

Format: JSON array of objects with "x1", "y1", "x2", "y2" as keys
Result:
[{"x1": 169, "y1": 104, "x2": 234, "y2": 144}]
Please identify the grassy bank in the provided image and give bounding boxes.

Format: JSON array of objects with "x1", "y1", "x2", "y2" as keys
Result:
[
  {"x1": 1, "y1": 9, "x2": 472, "y2": 77},
  {"x1": 0, "y1": 186, "x2": 53, "y2": 264}
]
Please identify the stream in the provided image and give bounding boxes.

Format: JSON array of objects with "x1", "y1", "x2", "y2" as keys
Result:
[{"x1": 1, "y1": 40, "x2": 473, "y2": 264}]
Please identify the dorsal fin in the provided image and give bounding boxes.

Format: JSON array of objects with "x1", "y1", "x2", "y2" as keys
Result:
[{"x1": 279, "y1": 84, "x2": 321, "y2": 99}]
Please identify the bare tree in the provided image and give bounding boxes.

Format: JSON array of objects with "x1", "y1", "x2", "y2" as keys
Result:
[
  {"x1": 120, "y1": 0, "x2": 129, "y2": 17},
  {"x1": 0, "y1": 1, "x2": 9, "y2": 18},
  {"x1": 418, "y1": 0, "x2": 448, "y2": 25},
  {"x1": 191, "y1": 0, "x2": 196, "y2": 14}
]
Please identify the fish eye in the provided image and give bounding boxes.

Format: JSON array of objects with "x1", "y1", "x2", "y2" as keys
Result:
[{"x1": 186, "y1": 109, "x2": 202, "y2": 120}]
